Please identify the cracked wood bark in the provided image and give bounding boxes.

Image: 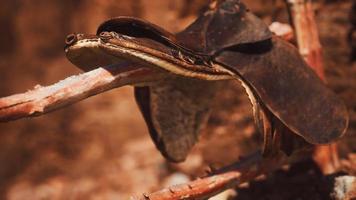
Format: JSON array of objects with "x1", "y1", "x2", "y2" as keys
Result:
[{"x1": 286, "y1": 0, "x2": 340, "y2": 175}]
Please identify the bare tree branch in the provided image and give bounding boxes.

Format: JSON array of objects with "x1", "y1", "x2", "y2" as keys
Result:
[
  {"x1": 0, "y1": 64, "x2": 161, "y2": 122},
  {"x1": 286, "y1": 0, "x2": 325, "y2": 79},
  {"x1": 131, "y1": 152, "x2": 289, "y2": 200}
]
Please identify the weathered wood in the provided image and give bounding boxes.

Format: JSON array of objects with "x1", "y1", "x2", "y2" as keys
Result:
[
  {"x1": 286, "y1": 0, "x2": 325, "y2": 78},
  {"x1": 131, "y1": 152, "x2": 288, "y2": 200},
  {"x1": 0, "y1": 64, "x2": 162, "y2": 122}
]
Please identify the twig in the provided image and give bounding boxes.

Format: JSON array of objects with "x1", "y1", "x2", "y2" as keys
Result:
[
  {"x1": 132, "y1": 152, "x2": 288, "y2": 200},
  {"x1": 0, "y1": 64, "x2": 161, "y2": 122},
  {"x1": 286, "y1": 0, "x2": 325, "y2": 79}
]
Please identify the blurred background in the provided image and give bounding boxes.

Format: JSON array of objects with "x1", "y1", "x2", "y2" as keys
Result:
[{"x1": 0, "y1": 0, "x2": 355, "y2": 199}]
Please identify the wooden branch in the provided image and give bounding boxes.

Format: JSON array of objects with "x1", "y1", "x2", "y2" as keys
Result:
[
  {"x1": 286, "y1": 0, "x2": 325, "y2": 79},
  {"x1": 132, "y1": 152, "x2": 288, "y2": 200},
  {"x1": 0, "y1": 64, "x2": 162, "y2": 122}
]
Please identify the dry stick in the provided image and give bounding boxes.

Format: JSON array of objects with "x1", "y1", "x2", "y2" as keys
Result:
[
  {"x1": 132, "y1": 152, "x2": 289, "y2": 200},
  {"x1": 0, "y1": 64, "x2": 162, "y2": 122},
  {"x1": 286, "y1": 0, "x2": 339, "y2": 174},
  {"x1": 286, "y1": 0, "x2": 325, "y2": 78}
]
